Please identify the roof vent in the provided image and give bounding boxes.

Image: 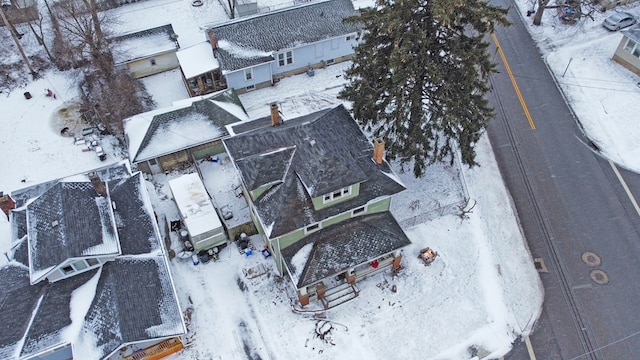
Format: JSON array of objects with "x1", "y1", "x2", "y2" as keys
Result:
[
  {"x1": 310, "y1": 139, "x2": 316, "y2": 147},
  {"x1": 52, "y1": 220, "x2": 59, "y2": 228}
]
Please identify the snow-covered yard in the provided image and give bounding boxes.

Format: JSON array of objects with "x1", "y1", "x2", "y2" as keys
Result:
[{"x1": 7, "y1": 0, "x2": 639, "y2": 358}]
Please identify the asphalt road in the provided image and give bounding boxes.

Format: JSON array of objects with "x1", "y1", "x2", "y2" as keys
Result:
[{"x1": 485, "y1": 2, "x2": 640, "y2": 359}]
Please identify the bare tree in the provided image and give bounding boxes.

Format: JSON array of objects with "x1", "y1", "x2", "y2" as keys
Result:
[
  {"x1": 47, "y1": 0, "x2": 154, "y2": 139},
  {"x1": 532, "y1": 0, "x2": 598, "y2": 26},
  {"x1": 226, "y1": 0, "x2": 236, "y2": 19},
  {"x1": 48, "y1": 0, "x2": 115, "y2": 74}
]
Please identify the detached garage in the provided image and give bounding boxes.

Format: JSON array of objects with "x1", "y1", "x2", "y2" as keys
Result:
[{"x1": 169, "y1": 173, "x2": 227, "y2": 252}]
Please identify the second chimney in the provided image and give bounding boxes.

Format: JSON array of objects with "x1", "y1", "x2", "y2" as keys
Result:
[
  {"x1": 270, "y1": 103, "x2": 282, "y2": 126},
  {"x1": 88, "y1": 172, "x2": 107, "y2": 197},
  {"x1": 0, "y1": 193, "x2": 15, "y2": 221},
  {"x1": 373, "y1": 138, "x2": 385, "y2": 165},
  {"x1": 207, "y1": 30, "x2": 218, "y2": 50}
]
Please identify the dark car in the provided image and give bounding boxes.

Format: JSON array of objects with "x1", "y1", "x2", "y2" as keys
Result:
[{"x1": 602, "y1": 12, "x2": 637, "y2": 31}]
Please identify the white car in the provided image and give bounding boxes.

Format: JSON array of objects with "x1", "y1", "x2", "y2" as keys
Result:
[{"x1": 602, "y1": 12, "x2": 637, "y2": 31}]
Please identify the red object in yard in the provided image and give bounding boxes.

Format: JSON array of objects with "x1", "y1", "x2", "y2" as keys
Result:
[{"x1": 371, "y1": 260, "x2": 379, "y2": 269}]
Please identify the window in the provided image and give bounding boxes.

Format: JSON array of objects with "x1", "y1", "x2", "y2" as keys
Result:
[
  {"x1": 86, "y1": 258, "x2": 99, "y2": 267},
  {"x1": 61, "y1": 265, "x2": 74, "y2": 275},
  {"x1": 149, "y1": 158, "x2": 157, "y2": 166},
  {"x1": 277, "y1": 51, "x2": 293, "y2": 67},
  {"x1": 150, "y1": 58, "x2": 157, "y2": 66},
  {"x1": 624, "y1": 39, "x2": 640, "y2": 59},
  {"x1": 244, "y1": 68, "x2": 253, "y2": 81},
  {"x1": 246, "y1": 85, "x2": 256, "y2": 91},
  {"x1": 346, "y1": 35, "x2": 354, "y2": 41},
  {"x1": 305, "y1": 223, "x2": 321, "y2": 234},
  {"x1": 322, "y1": 186, "x2": 352, "y2": 204},
  {"x1": 352, "y1": 206, "x2": 366, "y2": 216},
  {"x1": 73, "y1": 260, "x2": 88, "y2": 270}
]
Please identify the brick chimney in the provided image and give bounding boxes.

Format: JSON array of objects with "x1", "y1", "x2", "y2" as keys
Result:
[
  {"x1": 0, "y1": 193, "x2": 15, "y2": 221},
  {"x1": 88, "y1": 172, "x2": 107, "y2": 197},
  {"x1": 207, "y1": 30, "x2": 218, "y2": 50},
  {"x1": 270, "y1": 103, "x2": 282, "y2": 126},
  {"x1": 373, "y1": 138, "x2": 385, "y2": 165}
]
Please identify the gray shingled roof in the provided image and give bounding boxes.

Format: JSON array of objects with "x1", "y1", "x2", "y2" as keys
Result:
[
  {"x1": 224, "y1": 104, "x2": 406, "y2": 238},
  {"x1": 108, "y1": 173, "x2": 160, "y2": 255},
  {"x1": 208, "y1": 0, "x2": 360, "y2": 71},
  {"x1": 281, "y1": 212, "x2": 411, "y2": 288},
  {"x1": 623, "y1": 24, "x2": 640, "y2": 43},
  {"x1": 2, "y1": 163, "x2": 184, "y2": 360},
  {"x1": 19, "y1": 269, "x2": 100, "y2": 359},
  {"x1": 81, "y1": 257, "x2": 184, "y2": 359},
  {"x1": 0, "y1": 265, "x2": 45, "y2": 359},
  {"x1": 27, "y1": 182, "x2": 120, "y2": 280},
  {"x1": 131, "y1": 89, "x2": 247, "y2": 163}
]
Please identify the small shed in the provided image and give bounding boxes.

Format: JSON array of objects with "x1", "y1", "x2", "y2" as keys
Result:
[
  {"x1": 169, "y1": 173, "x2": 227, "y2": 252},
  {"x1": 613, "y1": 25, "x2": 640, "y2": 76}
]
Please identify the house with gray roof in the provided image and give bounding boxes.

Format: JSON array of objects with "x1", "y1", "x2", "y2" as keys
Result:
[
  {"x1": 613, "y1": 25, "x2": 640, "y2": 76},
  {"x1": 123, "y1": 88, "x2": 248, "y2": 174},
  {"x1": 195, "y1": 0, "x2": 360, "y2": 95},
  {"x1": 1, "y1": 161, "x2": 186, "y2": 360},
  {"x1": 223, "y1": 104, "x2": 411, "y2": 309},
  {"x1": 112, "y1": 24, "x2": 180, "y2": 79}
]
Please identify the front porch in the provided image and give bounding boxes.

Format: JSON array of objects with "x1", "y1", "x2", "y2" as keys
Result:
[{"x1": 298, "y1": 253, "x2": 402, "y2": 310}]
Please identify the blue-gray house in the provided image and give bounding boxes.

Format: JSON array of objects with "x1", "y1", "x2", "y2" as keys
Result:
[{"x1": 187, "y1": 0, "x2": 360, "y2": 95}]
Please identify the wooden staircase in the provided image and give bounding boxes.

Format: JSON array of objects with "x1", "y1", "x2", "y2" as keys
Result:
[
  {"x1": 124, "y1": 337, "x2": 184, "y2": 360},
  {"x1": 318, "y1": 282, "x2": 359, "y2": 310}
]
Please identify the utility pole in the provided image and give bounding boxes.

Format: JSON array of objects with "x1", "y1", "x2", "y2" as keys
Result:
[{"x1": 0, "y1": 2, "x2": 37, "y2": 78}]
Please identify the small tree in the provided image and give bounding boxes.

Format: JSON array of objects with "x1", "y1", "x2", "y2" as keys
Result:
[{"x1": 340, "y1": 0, "x2": 509, "y2": 177}]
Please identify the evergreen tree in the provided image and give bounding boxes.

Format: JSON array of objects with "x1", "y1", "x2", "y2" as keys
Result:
[{"x1": 340, "y1": 0, "x2": 509, "y2": 176}]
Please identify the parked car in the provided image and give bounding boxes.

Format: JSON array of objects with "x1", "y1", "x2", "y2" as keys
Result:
[{"x1": 602, "y1": 12, "x2": 637, "y2": 31}]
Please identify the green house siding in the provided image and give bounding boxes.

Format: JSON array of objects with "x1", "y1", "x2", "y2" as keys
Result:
[
  {"x1": 251, "y1": 184, "x2": 272, "y2": 201},
  {"x1": 367, "y1": 197, "x2": 391, "y2": 213},
  {"x1": 264, "y1": 196, "x2": 394, "y2": 275},
  {"x1": 190, "y1": 141, "x2": 226, "y2": 160},
  {"x1": 312, "y1": 183, "x2": 360, "y2": 210},
  {"x1": 276, "y1": 196, "x2": 392, "y2": 250}
]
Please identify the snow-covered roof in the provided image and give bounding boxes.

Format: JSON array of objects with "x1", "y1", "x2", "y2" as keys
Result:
[
  {"x1": 123, "y1": 89, "x2": 248, "y2": 164},
  {"x1": 169, "y1": 172, "x2": 222, "y2": 237},
  {"x1": 26, "y1": 181, "x2": 121, "y2": 283},
  {"x1": 176, "y1": 41, "x2": 220, "y2": 79},
  {"x1": 223, "y1": 104, "x2": 406, "y2": 238},
  {"x1": 112, "y1": 24, "x2": 179, "y2": 65},
  {"x1": 207, "y1": 0, "x2": 360, "y2": 71},
  {"x1": 1, "y1": 163, "x2": 185, "y2": 360}
]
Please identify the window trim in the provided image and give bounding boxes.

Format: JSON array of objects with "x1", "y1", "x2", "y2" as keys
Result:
[
  {"x1": 352, "y1": 206, "x2": 366, "y2": 217},
  {"x1": 61, "y1": 265, "x2": 75, "y2": 275},
  {"x1": 305, "y1": 222, "x2": 321, "y2": 234},
  {"x1": 244, "y1": 67, "x2": 253, "y2": 81},
  {"x1": 277, "y1": 50, "x2": 294, "y2": 67},
  {"x1": 322, "y1": 186, "x2": 352, "y2": 204},
  {"x1": 625, "y1": 38, "x2": 640, "y2": 59}
]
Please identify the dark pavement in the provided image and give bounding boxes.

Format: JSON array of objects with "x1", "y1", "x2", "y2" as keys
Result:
[{"x1": 485, "y1": 2, "x2": 640, "y2": 359}]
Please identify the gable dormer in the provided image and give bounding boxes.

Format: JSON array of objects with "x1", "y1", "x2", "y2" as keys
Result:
[{"x1": 26, "y1": 178, "x2": 121, "y2": 284}]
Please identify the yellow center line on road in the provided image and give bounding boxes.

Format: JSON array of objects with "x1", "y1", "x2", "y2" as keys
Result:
[{"x1": 491, "y1": 33, "x2": 537, "y2": 130}]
